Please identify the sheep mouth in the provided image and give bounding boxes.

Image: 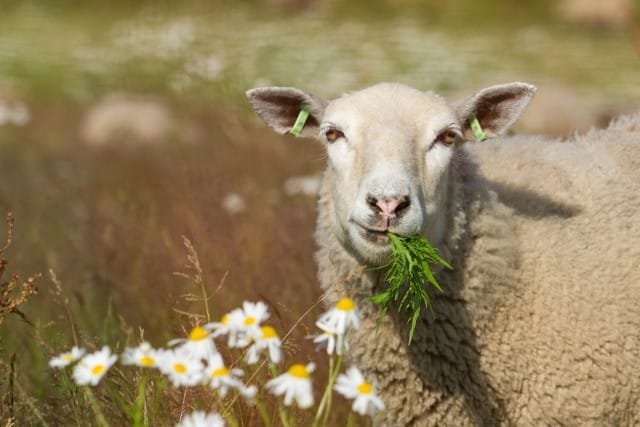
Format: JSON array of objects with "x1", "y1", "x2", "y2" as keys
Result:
[{"x1": 353, "y1": 223, "x2": 391, "y2": 245}]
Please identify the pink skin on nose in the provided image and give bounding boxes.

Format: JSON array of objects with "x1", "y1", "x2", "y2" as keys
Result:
[{"x1": 376, "y1": 199, "x2": 403, "y2": 219}]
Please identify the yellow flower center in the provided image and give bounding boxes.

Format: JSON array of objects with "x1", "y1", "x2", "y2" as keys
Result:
[
  {"x1": 336, "y1": 297, "x2": 355, "y2": 311},
  {"x1": 357, "y1": 382, "x2": 372, "y2": 394},
  {"x1": 212, "y1": 367, "x2": 229, "y2": 378},
  {"x1": 288, "y1": 364, "x2": 310, "y2": 379},
  {"x1": 91, "y1": 364, "x2": 105, "y2": 376},
  {"x1": 244, "y1": 317, "x2": 256, "y2": 326},
  {"x1": 261, "y1": 326, "x2": 278, "y2": 339},
  {"x1": 63, "y1": 354, "x2": 74, "y2": 362},
  {"x1": 189, "y1": 326, "x2": 208, "y2": 341},
  {"x1": 140, "y1": 356, "x2": 155, "y2": 366},
  {"x1": 173, "y1": 363, "x2": 187, "y2": 374},
  {"x1": 221, "y1": 314, "x2": 229, "y2": 325}
]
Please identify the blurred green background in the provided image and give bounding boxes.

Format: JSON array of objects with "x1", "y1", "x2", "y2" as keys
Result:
[
  {"x1": 0, "y1": 0, "x2": 638, "y2": 425},
  {"x1": 1, "y1": 0, "x2": 639, "y2": 109}
]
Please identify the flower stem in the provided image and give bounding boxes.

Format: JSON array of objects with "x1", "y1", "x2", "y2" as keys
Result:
[
  {"x1": 312, "y1": 352, "x2": 343, "y2": 427},
  {"x1": 218, "y1": 395, "x2": 240, "y2": 427},
  {"x1": 82, "y1": 387, "x2": 109, "y2": 427},
  {"x1": 255, "y1": 400, "x2": 274, "y2": 427},
  {"x1": 131, "y1": 374, "x2": 148, "y2": 427},
  {"x1": 270, "y1": 361, "x2": 292, "y2": 427},
  {"x1": 347, "y1": 412, "x2": 357, "y2": 427},
  {"x1": 277, "y1": 403, "x2": 292, "y2": 427},
  {"x1": 323, "y1": 354, "x2": 343, "y2": 427},
  {"x1": 311, "y1": 356, "x2": 333, "y2": 427}
]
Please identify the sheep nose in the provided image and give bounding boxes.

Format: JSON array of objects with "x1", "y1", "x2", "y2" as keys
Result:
[{"x1": 366, "y1": 195, "x2": 411, "y2": 219}]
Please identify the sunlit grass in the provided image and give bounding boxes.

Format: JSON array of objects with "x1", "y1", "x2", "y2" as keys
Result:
[{"x1": 8, "y1": 232, "x2": 373, "y2": 426}]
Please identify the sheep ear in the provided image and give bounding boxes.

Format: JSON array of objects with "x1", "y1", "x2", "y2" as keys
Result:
[
  {"x1": 455, "y1": 82, "x2": 536, "y2": 140},
  {"x1": 245, "y1": 87, "x2": 327, "y2": 138}
]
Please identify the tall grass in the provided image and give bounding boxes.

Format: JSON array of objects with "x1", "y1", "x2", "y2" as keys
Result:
[
  {"x1": 3, "y1": 223, "x2": 364, "y2": 425},
  {"x1": 0, "y1": 108, "x2": 327, "y2": 424}
]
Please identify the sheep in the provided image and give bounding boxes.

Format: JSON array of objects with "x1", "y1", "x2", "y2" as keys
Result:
[{"x1": 246, "y1": 82, "x2": 640, "y2": 426}]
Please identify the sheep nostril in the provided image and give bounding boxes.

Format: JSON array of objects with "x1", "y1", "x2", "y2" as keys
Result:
[
  {"x1": 368, "y1": 195, "x2": 411, "y2": 218},
  {"x1": 366, "y1": 195, "x2": 378, "y2": 208},
  {"x1": 396, "y1": 197, "x2": 411, "y2": 213}
]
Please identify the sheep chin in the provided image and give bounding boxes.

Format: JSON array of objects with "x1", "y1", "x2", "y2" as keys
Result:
[{"x1": 343, "y1": 224, "x2": 394, "y2": 267}]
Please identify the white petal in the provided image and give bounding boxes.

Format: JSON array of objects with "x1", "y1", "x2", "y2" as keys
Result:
[{"x1": 268, "y1": 343, "x2": 282, "y2": 363}]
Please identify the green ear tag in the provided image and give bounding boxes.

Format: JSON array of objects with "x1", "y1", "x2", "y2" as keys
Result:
[
  {"x1": 470, "y1": 114, "x2": 487, "y2": 142},
  {"x1": 289, "y1": 106, "x2": 310, "y2": 137}
]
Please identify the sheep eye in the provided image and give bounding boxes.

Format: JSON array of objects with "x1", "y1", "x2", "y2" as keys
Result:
[
  {"x1": 325, "y1": 128, "x2": 344, "y2": 143},
  {"x1": 436, "y1": 129, "x2": 459, "y2": 145}
]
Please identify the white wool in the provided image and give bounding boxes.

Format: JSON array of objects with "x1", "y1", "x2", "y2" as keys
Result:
[{"x1": 248, "y1": 82, "x2": 640, "y2": 426}]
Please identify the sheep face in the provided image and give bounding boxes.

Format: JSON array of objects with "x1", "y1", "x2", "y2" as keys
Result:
[
  {"x1": 247, "y1": 82, "x2": 535, "y2": 266},
  {"x1": 319, "y1": 84, "x2": 459, "y2": 264}
]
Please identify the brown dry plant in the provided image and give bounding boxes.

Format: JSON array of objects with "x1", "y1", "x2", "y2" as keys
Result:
[{"x1": 0, "y1": 213, "x2": 39, "y2": 326}]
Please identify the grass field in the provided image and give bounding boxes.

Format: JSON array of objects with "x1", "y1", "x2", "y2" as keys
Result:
[{"x1": 0, "y1": 1, "x2": 638, "y2": 425}]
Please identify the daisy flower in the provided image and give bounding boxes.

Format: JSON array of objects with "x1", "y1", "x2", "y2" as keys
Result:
[
  {"x1": 168, "y1": 326, "x2": 217, "y2": 360},
  {"x1": 72, "y1": 346, "x2": 117, "y2": 386},
  {"x1": 49, "y1": 346, "x2": 85, "y2": 368},
  {"x1": 121, "y1": 342, "x2": 162, "y2": 368},
  {"x1": 237, "y1": 301, "x2": 271, "y2": 344},
  {"x1": 309, "y1": 327, "x2": 347, "y2": 356},
  {"x1": 266, "y1": 363, "x2": 315, "y2": 409},
  {"x1": 334, "y1": 366, "x2": 385, "y2": 416},
  {"x1": 316, "y1": 297, "x2": 360, "y2": 335},
  {"x1": 204, "y1": 353, "x2": 245, "y2": 398},
  {"x1": 206, "y1": 312, "x2": 234, "y2": 337},
  {"x1": 244, "y1": 325, "x2": 283, "y2": 364},
  {"x1": 206, "y1": 309, "x2": 246, "y2": 348},
  {"x1": 157, "y1": 349, "x2": 205, "y2": 387},
  {"x1": 207, "y1": 301, "x2": 271, "y2": 348},
  {"x1": 175, "y1": 410, "x2": 225, "y2": 427},
  {"x1": 240, "y1": 384, "x2": 258, "y2": 402}
]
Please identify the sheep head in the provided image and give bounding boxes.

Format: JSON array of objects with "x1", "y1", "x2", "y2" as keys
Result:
[{"x1": 246, "y1": 82, "x2": 535, "y2": 266}]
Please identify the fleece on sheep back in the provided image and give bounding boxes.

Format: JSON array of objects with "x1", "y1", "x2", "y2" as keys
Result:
[
  {"x1": 464, "y1": 113, "x2": 640, "y2": 425},
  {"x1": 321, "y1": 114, "x2": 640, "y2": 426}
]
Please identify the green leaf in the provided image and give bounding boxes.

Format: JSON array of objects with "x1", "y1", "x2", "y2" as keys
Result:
[{"x1": 369, "y1": 232, "x2": 452, "y2": 344}]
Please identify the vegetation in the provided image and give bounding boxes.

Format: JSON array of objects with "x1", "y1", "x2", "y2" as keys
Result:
[
  {"x1": 0, "y1": 213, "x2": 39, "y2": 328},
  {"x1": 0, "y1": 1, "x2": 636, "y2": 425},
  {"x1": 371, "y1": 234, "x2": 451, "y2": 344}
]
